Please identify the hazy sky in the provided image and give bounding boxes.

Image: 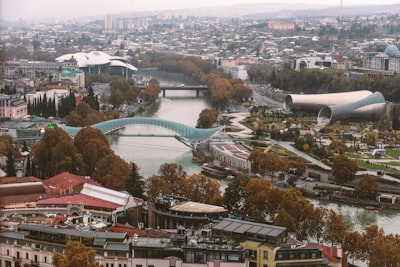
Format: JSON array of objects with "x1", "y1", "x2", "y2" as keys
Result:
[{"x1": 1, "y1": 0, "x2": 399, "y2": 21}]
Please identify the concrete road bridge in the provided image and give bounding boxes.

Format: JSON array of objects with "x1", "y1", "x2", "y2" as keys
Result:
[
  {"x1": 59, "y1": 117, "x2": 221, "y2": 148},
  {"x1": 138, "y1": 85, "x2": 209, "y2": 97}
]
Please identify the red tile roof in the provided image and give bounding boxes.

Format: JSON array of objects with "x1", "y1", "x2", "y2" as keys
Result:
[
  {"x1": 42, "y1": 172, "x2": 101, "y2": 196},
  {"x1": 37, "y1": 193, "x2": 120, "y2": 210}
]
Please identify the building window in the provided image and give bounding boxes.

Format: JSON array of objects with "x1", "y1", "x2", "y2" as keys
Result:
[
  {"x1": 300, "y1": 253, "x2": 305, "y2": 259},
  {"x1": 45, "y1": 256, "x2": 47, "y2": 263},
  {"x1": 277, "y1": 253, "x2": 283, "y2": 260},
  {"x1": 263, "y1": 251, "x2": 268, "y2": 259},
  {"x1": 311, "y1": 252, "x2": 317, "y2": 258},
  {"x1": 289, "y1": 253, "x2": 295, "y2": 260},
  {"x1": 148, "y1": 265, "x2": 154, "y2": 267},
  {"x1": 16, "y1": 252, "x2": 20, "y2": 259},
  {"x1": 26, "y1": 253, "x2": 29, "y2": 259},
  {"x1": 136, "y1": 265, "x2": 142, "y2": 267}
]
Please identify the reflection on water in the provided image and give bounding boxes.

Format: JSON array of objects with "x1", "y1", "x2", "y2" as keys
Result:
[{"x1": 311, "y1": 199, "x2": 400, "y2": 235}]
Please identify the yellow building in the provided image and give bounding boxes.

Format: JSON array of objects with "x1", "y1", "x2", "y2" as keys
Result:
[{"x1": 212, "y1": 218, "x2": 328, "y2": 267}]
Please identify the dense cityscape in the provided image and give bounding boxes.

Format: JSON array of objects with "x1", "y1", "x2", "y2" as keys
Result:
[{"x1": 1, "y1": 1, "x2": 400, "y2": 267}]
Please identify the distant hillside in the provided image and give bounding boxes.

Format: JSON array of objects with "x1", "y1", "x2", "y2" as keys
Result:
[{"x1": 116, "y1": 2, "x2": 400, "y2": 20}]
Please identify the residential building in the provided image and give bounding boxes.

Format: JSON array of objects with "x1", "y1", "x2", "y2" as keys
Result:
[
  {"x1": 0, "y1": 218, "x2": 339, "y2": 267},
  {"x1": 0, "y1": 94, "x2": 28, "y2": 119}
]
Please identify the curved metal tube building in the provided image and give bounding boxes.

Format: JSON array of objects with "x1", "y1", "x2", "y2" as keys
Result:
[
  {"x1": 283, "y1": 90, "x2": 373, "y2": 113},
  {"x1": 317, "y1": 91, "x2": 386, "y2": 125}
]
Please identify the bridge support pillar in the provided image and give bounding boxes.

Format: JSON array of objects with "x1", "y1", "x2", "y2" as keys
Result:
[
  {"x1": 196, "y1": 89, "x2": 199, "y2": 97},
  {"x1": 162, "y1": 89, "x2": 166, "y2": 97}
]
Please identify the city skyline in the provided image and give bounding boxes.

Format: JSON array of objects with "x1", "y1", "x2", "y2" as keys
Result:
[{"x1": 1, "y1": 0, "x2": 400, "y2": 21}]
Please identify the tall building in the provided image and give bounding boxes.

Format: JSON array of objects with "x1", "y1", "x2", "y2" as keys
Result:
[{"x1": 104, "y1": 14, "x2": 113, "y2": 30}]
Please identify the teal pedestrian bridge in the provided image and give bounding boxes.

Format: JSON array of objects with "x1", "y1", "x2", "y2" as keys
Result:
[{"x1": 59, "y1": 117, "x2": 221, "y2": 148}]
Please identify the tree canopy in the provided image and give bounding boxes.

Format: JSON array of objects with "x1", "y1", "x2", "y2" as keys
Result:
[{"x1": 53, "y1": 241, "x2": 100, "y2": 267}]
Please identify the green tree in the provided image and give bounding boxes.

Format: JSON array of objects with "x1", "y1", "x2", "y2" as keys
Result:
[
  {"x1": 125, "y1": 162, "x2": 145, "y2": 199},
  {"x1": 223, "y1": 177, "x2": 249, "y2": 217},
  {"x1": 6, "y1": 149, "x2": 16, "y2": 177},
  {"x1": 52, "y1": 241, "x2": 101, "y2": 267}
]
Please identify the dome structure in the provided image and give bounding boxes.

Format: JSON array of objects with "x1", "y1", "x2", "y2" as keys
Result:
[
  {"x1": 385, "y1": 44, "x2": 399, "y2": 57},
  {"x1": 55, "y1": 51, "x2": 137, "y2": 78}
]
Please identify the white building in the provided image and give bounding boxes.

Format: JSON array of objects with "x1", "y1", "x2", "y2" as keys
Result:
[{"x1": 363, "y1": 44, "x2": 400, "y2": 74}]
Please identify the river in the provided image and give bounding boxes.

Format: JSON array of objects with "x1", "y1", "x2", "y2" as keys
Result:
[{"x1": 110, "y1": 70, "x2": 400, "y2": 239}]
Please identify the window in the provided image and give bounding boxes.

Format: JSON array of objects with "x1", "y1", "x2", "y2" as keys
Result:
[
  {"x1": 34, "y1": 255, "x2": 38, "y2": 263},
  {"x1": 289, "y1": 253, "x2": 295, "y2": 260},
  {"x1": 311, "y1": 252, "x2": 317, "y2": 259},
  {"x1": 16, "y1": 252, "x2": 20, "y2": 259},
  {"x1": 45, "y1": 256, "x2": 47, "y2": 263},
  {"x1": 26, "y1": 253, "x2": 29, "y2": 259},
  {"x1": 277, "y1": 253, "x2": 284, "y2": 260},
  {"x1": 228, "y1": 254, "x2": 241, "y2": 261},
  {"x1": 300, "y1": 253, "x2": 305, "y2": 259},
  {"x1": 263, "y1": 251, "x2": 268, "y2": 259},
  {"x1": 148, "y1": 265, "x2": 154, "y2": 267},
  {"x1": 136, "y1": 265, "x2": 142, "y2": 267}
]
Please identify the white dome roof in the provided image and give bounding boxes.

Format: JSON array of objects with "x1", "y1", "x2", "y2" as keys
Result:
[
  {"x1": 385, "y1": 44, "x2": 399, "y2": 57},
  {"x1": 56, "y1": 51, "x2": 137, "y2": 70}
]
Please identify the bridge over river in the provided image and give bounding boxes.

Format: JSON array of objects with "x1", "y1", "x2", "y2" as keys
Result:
[
  {"x1": 59, "y1": 117, "x2": 221, "y2": 148},
  {"x1": 137, "y1": 84, "x2": 209, "y2": 97}
]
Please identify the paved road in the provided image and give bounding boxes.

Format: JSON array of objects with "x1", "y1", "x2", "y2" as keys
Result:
[{"x1": 276, "y1": 141, "x2": 332, "y2": 171}]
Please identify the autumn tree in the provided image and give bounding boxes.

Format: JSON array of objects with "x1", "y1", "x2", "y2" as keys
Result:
[
  {"x1": 231, "y1": 79, "x2": 253, "y2": 101},
  {"x1": 196, "y1": 108, "x2": 218, "y2": 128},
  {"x1": 210, "y1": 78, "x2": 232, "y2": 110},
  {"x1": 243, "y1": 178, "x2": 275, "y2": 223},
  {"x1": 31, "y1": 126, "x2": 77, "y2": 178},
  {"x1": 324, "y1": 210, "x2": 349, "y2": 247},
  {"x1": 358, "y1": 225, "x2": 385, "y2": 264},
  {"x1": 157, "y1": 163, "x2": 187, "y2": 196},
  {"x1": 73, "y1": 127, "x2": 112, "y2": 176},
  {"x1": 274, "y1": 188, "x2": 314, "y2": 238},
  {"x1": 0, "y1": 134, "x2": 13, "y2": 156},
  {"x1": 143, "y1": 78, "x2": 161, "y2": 103},
  {"x1": 146, "y1": 175, "x2": 173, "y2": 198},
  {"x1": 355, "y1": 174, "x2": 380, "y2": 199},
  {"x1": 342, "y1": 231, "x2": 363, "y2": 265},
  {"x1": 53, "y1": 241, "x2": 100, "y2": 267},
  {"x1": 181, "y1": 173, "x2": 221, "y2": 204},
  {"x1": 332, "y1": 154, "x2": 359, "y2": 187},
  {"x1": 248, "y1": 147, "x2": 264, "y2": 175},
  {"x1": 92, "y1": 154, "x2": 131, "y2": 190},
  {"x1": 369, "y1": 234, "x2": 400, "y2": 267},
  {"x1": 264, "y1": 151, "x2": 285, "y2": 179}
]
